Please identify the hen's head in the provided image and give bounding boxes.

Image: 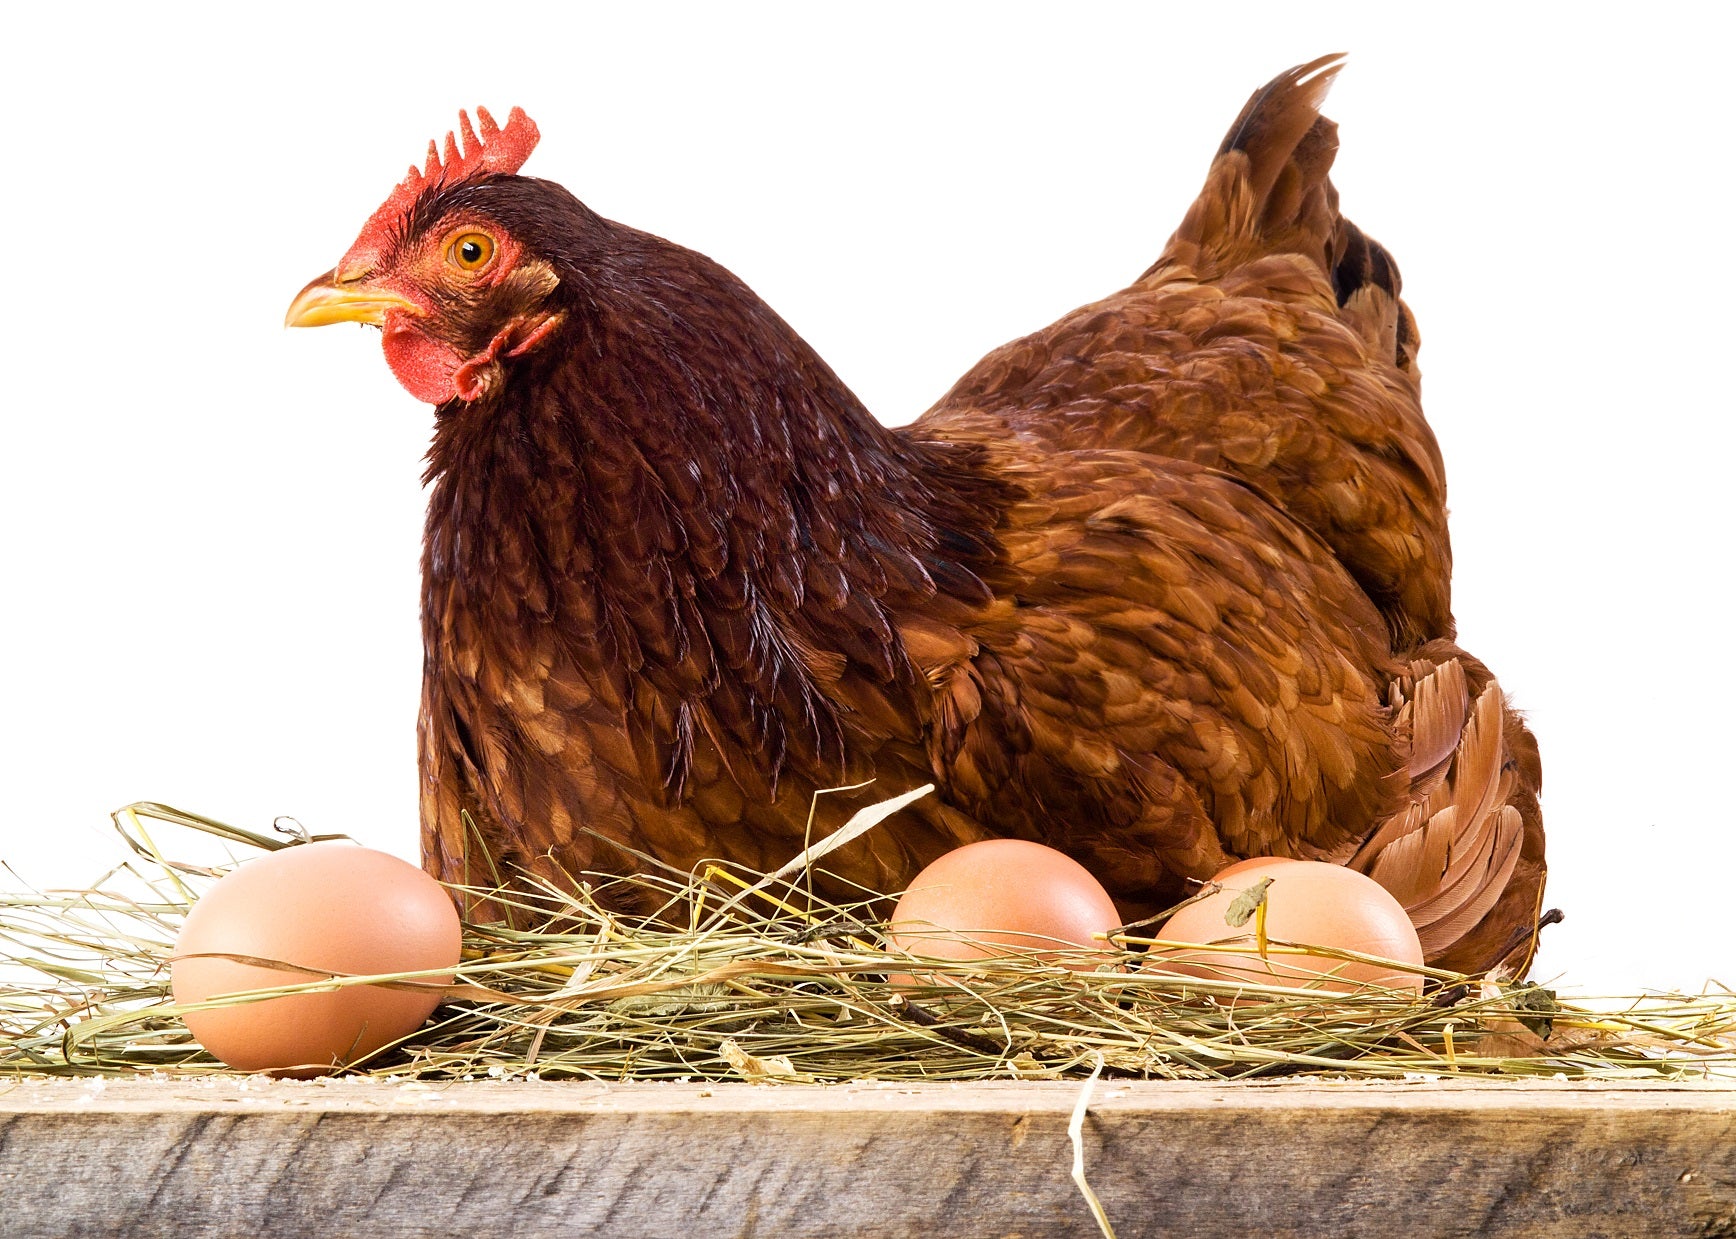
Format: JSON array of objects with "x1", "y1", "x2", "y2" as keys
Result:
[{"x1": 286, "y1": 107, "x2": 579, "y2": 405}]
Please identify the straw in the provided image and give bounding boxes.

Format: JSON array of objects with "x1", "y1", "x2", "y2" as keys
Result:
[{"x1": 2, "y1": 800, "x2": 1730, "y2": 1082}]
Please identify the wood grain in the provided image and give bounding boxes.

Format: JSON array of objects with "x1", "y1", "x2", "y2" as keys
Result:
[{"x1": 1, "y1": 1079, "x2": 1731, "y2": 1238}]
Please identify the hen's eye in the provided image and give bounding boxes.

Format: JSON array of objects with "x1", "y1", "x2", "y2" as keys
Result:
[{"x1": 449, "y1": 232, "x2": 495, "y2": 271}]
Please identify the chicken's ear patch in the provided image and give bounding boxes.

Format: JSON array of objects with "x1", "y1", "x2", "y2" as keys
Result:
[
  {"x1": 340, "y1": 107, "x2": 541, "y2": 279},
  {"x1": 452, "y1": 313, "x2": 566, "y2": 403}
]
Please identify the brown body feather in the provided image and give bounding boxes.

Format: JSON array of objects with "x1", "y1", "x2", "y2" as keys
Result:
[{"x1": 383, "y1": 58, "x2": 1545, "y2": 974}]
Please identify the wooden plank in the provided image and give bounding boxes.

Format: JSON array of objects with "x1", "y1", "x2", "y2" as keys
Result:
[{"x1": 1, "y1": 1078, "x2": 1731, "y2": 1238}]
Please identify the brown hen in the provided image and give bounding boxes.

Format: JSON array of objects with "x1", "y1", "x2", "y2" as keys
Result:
[{"x1": 287, "y1": 56, "x2": 1546, "y2": 975}]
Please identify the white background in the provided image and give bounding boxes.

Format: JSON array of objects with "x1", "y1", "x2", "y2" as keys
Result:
[{"x1": 3, "y1": 4, "x2": 1729, "y2": 995}]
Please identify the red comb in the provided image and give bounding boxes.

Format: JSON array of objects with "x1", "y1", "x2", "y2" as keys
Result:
[{"x1": 339, "y1": 106, "x2": 540, "y2": 277}]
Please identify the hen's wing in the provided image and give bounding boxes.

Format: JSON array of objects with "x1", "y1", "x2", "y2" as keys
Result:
[
  {"x1": 891, "y1": 430, "x2": 1547, "y2": 968},
  {"x1": 920, "y1": 54, "x2": 1449, "y2": 650},
  {"x1": 897, "y1": 438, "x2": 1409, "y2": 920}
]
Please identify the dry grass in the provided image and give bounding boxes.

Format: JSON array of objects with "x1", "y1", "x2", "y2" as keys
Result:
[{"x1": 2, "y1": 800, "x2": 1731, "y2": 1082}]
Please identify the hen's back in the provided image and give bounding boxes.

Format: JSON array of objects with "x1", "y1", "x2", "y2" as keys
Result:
[{"x1": 917, "y1": 54, "x2": 1451, "y2": 650}]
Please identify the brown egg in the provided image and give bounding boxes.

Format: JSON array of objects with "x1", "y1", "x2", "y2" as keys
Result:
[
  {"x1": 1155, "y1": 858, "x2": 1424, "y2": 994},
  {"x1": 1212, "y1": 856, "x2": 1301, "y2": 882},
  {"x1": 886, "y1": 840, "x2": 1121, "y2": 982},
  {"x1": 171, "y1": 842, "x2": 462, "y2": 1076}
]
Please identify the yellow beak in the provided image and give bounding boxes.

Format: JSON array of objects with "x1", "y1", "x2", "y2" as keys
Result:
[{"x1": 284, "y1": 269, "x2": 421, "y2": 328}]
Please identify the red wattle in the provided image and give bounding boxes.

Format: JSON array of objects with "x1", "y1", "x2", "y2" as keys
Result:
[{"x1": 382, "y1": 322, "x2": 463, "y2": 405}]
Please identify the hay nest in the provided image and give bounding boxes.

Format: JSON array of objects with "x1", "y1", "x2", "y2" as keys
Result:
[{"x1": 2, "y1": 799, "x2": 1730, "y2": 1083}]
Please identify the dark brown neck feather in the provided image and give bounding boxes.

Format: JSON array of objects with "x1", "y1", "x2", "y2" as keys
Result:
[{"x1": 421, "y1": 223, "x2": 1005, "y2": 799}]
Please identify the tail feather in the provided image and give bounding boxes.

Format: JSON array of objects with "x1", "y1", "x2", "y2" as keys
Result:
[
  {"x1": 1151, "y1": 53, "x2": 1420, "y2": 375},
  {"x1": 1218, "y1": 53, "x2": 1345, "y2": 207},
  {"x1": 1354, "y1": 646, "x2": 1547, "y2": 976},
  {"x1": 1363, "y1": 801, "x2": 1452, "y2": 907},
  {"x1": 1332, "y1": 214, "x2": 1422, "y2": 374},
  {"x1": 1156, "y1": 54, "x2": 1344, "y2": 279},
  {"x1": 1409, "y1": 805, "x2": 1525, "y2": 951},
  {"x1": 1404, "y1": 655, "x2": 1469, "y2": 781}
]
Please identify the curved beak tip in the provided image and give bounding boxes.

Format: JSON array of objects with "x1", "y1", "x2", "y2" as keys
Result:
[{"x1": 285, "y1": 270, "x2": 417, "y2": 329}]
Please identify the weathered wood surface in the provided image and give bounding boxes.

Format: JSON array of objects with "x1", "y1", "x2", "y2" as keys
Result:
[{"x1": 0, "y1": 1078, "x2": 1731, "y2": 1238}]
